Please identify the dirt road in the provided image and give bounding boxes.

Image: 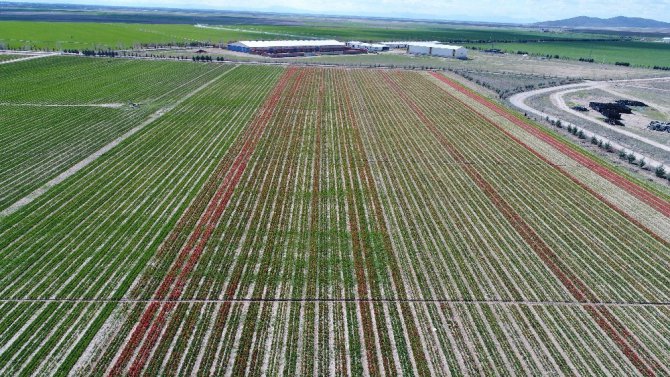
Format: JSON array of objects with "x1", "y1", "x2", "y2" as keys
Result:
[{"x1": 510, "y1": 78, "x2": 670, "y2": 168}]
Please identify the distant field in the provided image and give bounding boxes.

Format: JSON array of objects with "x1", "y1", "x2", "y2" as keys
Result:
[
  {"x1": 0, "y1": 21, "x2": 614, "y2": 50},
  {"x1": 0, "y1": 22, "x2": 282, "y2": 50},
  {"x1": 468, "y1": 40, "x2": 670, "y2": 67},
  {"x1": 241, "y1": 23, "x2": 608, "y2": 42}
]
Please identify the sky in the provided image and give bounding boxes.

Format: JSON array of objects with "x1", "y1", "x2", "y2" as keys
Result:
[{"x1": 12, "y1": 0, "x2": 670, "y2": 23}]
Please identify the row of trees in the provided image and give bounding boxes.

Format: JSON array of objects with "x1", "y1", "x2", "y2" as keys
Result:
[
  {"x1": 0, "y1": 40, "x2": 229, "y2": 52},
  {"x1": 62, "y1": 49, "x2": 118, "y2": 57},
  {"x1": 192, "y1": 55, "x2": 226, "y2": 62},
  {"x1": 61, "y1": 50, "x2": 232, "y2": 62},
  {"x1": 545, "y1": 116, "x2": 670, "y2": 183}
]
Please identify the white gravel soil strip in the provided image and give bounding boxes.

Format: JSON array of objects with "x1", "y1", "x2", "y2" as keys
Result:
[
  {"x1": 0, "y1": 53, "x2": 58, "y2": 65},
  {"x1": 0, "y1": 102, "x2": 125, "y2": 108}
]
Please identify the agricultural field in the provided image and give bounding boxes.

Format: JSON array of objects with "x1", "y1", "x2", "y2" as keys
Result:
[
  {"x1": 0, "y1": 63, "x2": 283, "y2": 374},
  {"x1": 0, "y1": 22, "x2": 277, "y2": 50},
  {"x1": 235, "y1": 22, "x2": 607, "y2": 43},
  {"x1": 468, "y1": 40, "x2": 670, "y2": 67},
  {"x1": 0, "y1": 20, "x2": 613, "y2": 51},
  {"x1": 1, "y1": 57, "x2": 670, "y2": 375},
  {"x1": 0, "y1": 56, "x2": 230, "y2": 212}
]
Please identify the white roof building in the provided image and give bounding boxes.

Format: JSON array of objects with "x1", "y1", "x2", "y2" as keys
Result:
[
  {"x1": 381, "y1": 41, "x2": 467, "y2": 59},
  {"x1": 406, "y1": 42, "x2": 468, "y2": 59},
  {"x1": 231, "y1": 40, "x2": 345, "y2": 49},
  {"x1": 381, "y1": 41, "x2": 440, "y2": 48},
  {"x1": 227, "y1": 39, "x2": 348, "y2": 56}
]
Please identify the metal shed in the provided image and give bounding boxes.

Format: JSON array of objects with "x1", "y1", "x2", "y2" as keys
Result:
[
  {"x1": 228, "y1": 40, "x2": 347, "y2": 55},
  {"x1": 407, "y1": 42, "x2": 468, "y2": 59}
]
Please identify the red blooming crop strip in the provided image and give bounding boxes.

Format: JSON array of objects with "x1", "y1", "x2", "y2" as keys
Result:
[
  {"x1": 228, "y1": 68, "x2": 310, "y2": 376},
  {"x1": 427, "y1": 75, "x2": 669, "y2": 247},
  {"x1": 4, "y1": 64, "x2": 670, "y2": 376},
  {"x1": 107, "y1": 67, "x2": 298, "y2": 376},
  {"x1": 383, "y1": 71, "x2": 661, "y2": 377},
  {"x1": 429, "y1": 72, "x2": 670, "y2": 219},
  {"x1": 339, "y1": 71, "x2": 433, "y2": 377}
]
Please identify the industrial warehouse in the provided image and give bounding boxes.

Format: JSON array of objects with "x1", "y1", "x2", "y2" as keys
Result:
[
  {"x1": 226, "y1": 40, "x2": 359, "y2": 57},
  {"x1": 228, "y1": 39, "x2": 467, "y2": 59},
  {"x1": 405, "y1": 42, "x2": 469, "y2": 59}
]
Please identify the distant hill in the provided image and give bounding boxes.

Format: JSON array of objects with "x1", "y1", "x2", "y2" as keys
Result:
[{"x1": 535, "y1": 16, "x2": 670, "y2": 29}]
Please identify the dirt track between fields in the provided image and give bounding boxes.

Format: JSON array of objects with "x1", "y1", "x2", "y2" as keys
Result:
[
  {"x1": 1, "y1": 297, "x2": 669, "y2": 308},
  {"x1": 0, "y1": 102, "x2": 125, "y2": 108},
  {"x1": 0, "y1": 52, "x2": 58, "y2": 64}
]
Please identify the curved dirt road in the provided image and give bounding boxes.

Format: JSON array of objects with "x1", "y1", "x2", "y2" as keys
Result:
[{"x1": 510, "y1": 78, "x2": 670, "y2": 168}]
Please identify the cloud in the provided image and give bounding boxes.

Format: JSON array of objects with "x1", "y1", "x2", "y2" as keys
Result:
[
  {"x1": 11, "y1": 0, "x2": 670, "y2": 22},
  {"x1": 180, "y1": 0, "x2": 670, "y2": 22}
]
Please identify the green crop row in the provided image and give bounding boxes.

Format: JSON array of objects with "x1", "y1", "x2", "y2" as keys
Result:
[
  {"x1": 2, "y1": 64, "x2": 669, "y2": 375},
  {"x1": 0, "y1": 56, "x2": 225, "y2": 210},
  {"x1": 0, "y1": 64, "x2": 283, "y2": 375},
  {"x1": 468, "y1": 40, "x2": 670, "y2": 67},
  {"x1": 94, "y1": 67, "x2": 670, "y2": 375},
  {"x1": 0, "y1": 22, "x2": 275, "y2": 50},
  {"x1": 0, "y1": 21, "x2": 614, "y2": 51}
]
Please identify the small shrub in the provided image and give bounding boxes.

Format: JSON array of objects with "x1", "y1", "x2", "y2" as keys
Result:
[
  {"x1": 578, "y1": 130, "x2": 586, "y2": 139},
  {"x1": 639, "y1": 159, "x2": 646, "y2": 168},
  {"x1": 655, "y1": 165, "x2": 666, "y2": 178},
  {"x1": 605, "y1": 142, "x2": 613, "y2": 152},
  {"x1": 627, "y1": 153, "x2": 636, "y2": 164},
  {"x1": 619, "y1": 150, "x2": 627, "y2": 159}
]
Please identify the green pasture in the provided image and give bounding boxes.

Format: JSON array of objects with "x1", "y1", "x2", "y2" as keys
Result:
[
  {"x1": 0, "y1": 22, "x2": 277, "y2": 50},
  {"x1": 0, "y1": 21, "x2": 612, "y2": 51},
  {"x1": 468, "y1": 40, "x2": 670, "y2": 67}
]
